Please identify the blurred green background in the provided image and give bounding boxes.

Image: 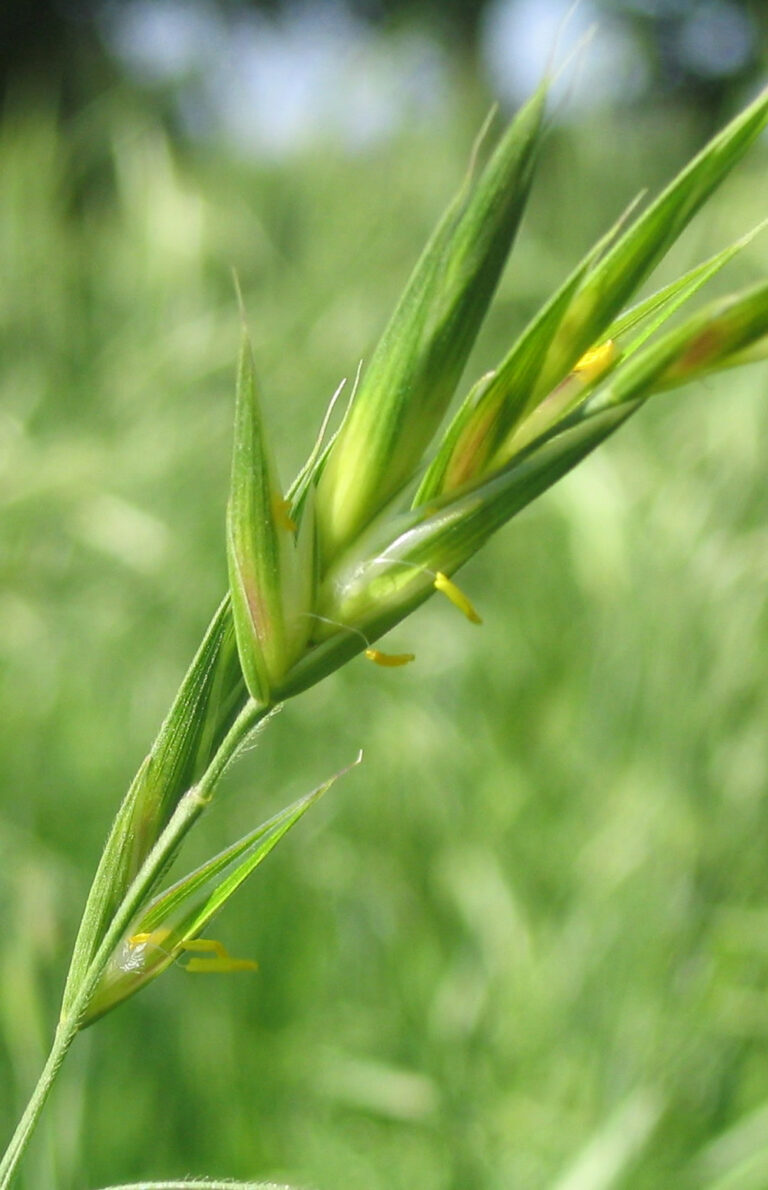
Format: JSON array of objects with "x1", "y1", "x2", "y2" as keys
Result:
[{"x1": 2, "y1": 2, "x2": 768, "y2": 1187}]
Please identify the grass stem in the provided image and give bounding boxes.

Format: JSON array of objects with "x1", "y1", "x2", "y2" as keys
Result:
[
  {"x1": 0, "y1": 1018, "x2": 79, "y2": 1190},
  {"x1": 0, "y1": 697, "x2": 270, "y2": 1187}
]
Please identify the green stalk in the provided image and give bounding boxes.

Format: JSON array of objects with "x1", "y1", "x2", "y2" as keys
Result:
[
  {"x1": 0, "y1": 1018, "x2": 79, "y2": 1190},
  {"x1": 0, "y1": 697, "x2": 269, "y2": 1189},
  {"x1": 99, "y1": 1183, "x2": 293, "y2": 1189}
]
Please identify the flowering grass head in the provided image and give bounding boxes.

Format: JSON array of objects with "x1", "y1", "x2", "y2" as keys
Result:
[
  {"x1": 60, "y1": 77, "x2": 768, "y2": 1029},
  {"x1": 5, "y1": 73, "x2": 768, "y2": 1190}
]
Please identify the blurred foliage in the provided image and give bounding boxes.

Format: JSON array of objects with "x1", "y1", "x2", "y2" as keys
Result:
[
  {"x1": 2, "y1": 0, "x2": 768, "y2": 120},
  {"x1": 606, "y1": 0, "x2": 768, "y2": 110},
  {"x1": 3, "y1": 60, "x2": 768, "y2": 1190}
]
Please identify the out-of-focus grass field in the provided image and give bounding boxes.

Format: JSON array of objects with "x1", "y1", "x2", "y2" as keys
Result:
[{"x1": 2, "y1": 75, "x2": 768, "y2": 1190}]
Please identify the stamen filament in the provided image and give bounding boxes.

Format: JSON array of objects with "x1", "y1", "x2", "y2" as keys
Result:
[{"x1": 434, "y1": 572, "x2": 482, "y2": 624}]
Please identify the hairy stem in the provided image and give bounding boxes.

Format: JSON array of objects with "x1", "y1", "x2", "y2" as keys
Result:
[{"x1": 0, "y1": 1019, "x2": 78, "y2": 1190}]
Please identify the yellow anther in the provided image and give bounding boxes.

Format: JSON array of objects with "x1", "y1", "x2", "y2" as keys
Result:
[
  {"x1": 129, "y1": 928, "x2": 171, "y2": 949},
  {"x1": 272, "y1": 495, "x2": 297, "y2": 533},
  {"x1": 179, "y1": 938, "x2": 258, "y2": 974},
  {"x1": 179, "y1": 938, "x2": 229, "y2": 958},
  {"x1": 128, "y1": 932, "x2": 257, "y2": 973},
  {"x1": 185, "y1": 956, "x2": 259, "y2": 973},
  {"x1": 573, "y1": 339, "x2": 617, "y2": 383},
  {"x1": 364, "y1": 648, "x2": 415, "y2": 667},
  {"x1": 433, "y1": 572, "x2": 482, "y2": 624}
]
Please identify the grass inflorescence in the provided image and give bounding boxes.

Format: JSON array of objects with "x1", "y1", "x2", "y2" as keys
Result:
[{"x1": 2, "y1": 74, "x2": 768, "y2": 1189}]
